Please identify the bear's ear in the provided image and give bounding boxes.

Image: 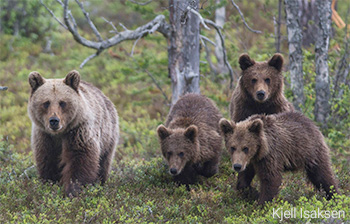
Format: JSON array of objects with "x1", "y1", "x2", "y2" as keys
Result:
[
  {"x1": 219, "y1": 118, "x2": 235, "y2": 135},
  {"x1": 64, "y1": 70, "x2": 80, "y2": 92},
  {"x1": 184, "y1": 125, "x2": 198, "y2": 143},
  {"x1": 239, "y1": 54, "x2": 255, "y2": 71},
  {"x1": 29, "y1": 71, "x2": 45, "y2": 93},
  {"x1": 157, "y1": 125, "x2": 171, "y2": 140},
  {"x1": 248, "y1": 119, "x2": 263, "y2": 134},
  {"x1": 268, "y1": 53, "x2": 284, "y2": 72}
]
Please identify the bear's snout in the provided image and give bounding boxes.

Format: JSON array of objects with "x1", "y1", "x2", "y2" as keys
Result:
[
  {"x1": 256, "y1": 90, "x2": 265, "y2": 101},
  {"x1": 233, "y1": 163, "x2": 242, "y2": 172},
  {"x1": 49, "y1": 117, "x2": 60, "y2": 130},
  {"x1": 169, "y1": 168, "x2": 178, "y2": 175}
]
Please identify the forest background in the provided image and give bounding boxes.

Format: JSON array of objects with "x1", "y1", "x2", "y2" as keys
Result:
[{"x1": 0, "y1": 0, "x2": 349, "y2": 223}]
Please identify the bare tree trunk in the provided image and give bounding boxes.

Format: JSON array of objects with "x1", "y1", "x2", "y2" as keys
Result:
[
  {"x1": 168, "y1": 0, "x2": 200, "y2": 105},
  {"x1": 274, "y1": 0, "x2": 282, "y2": 53},
  {"x1": 314, "y1": 0, "x2": 332, "y2": 126},
  {"x1": 284, "y1": 0, "x2": 304, "y2": 110},
  {"x1": 299, "y1": 0, "x2": 318, "y2": 47},
  {"x1": 214, "y1": 0, "x2": 228, "y2": 74}
]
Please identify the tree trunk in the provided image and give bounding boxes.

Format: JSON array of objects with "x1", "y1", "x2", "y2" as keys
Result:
[
  {"x1": 299, "y1": 0, "x2": 318, "y2": 47},
  {"x1": 314, "y1": 0, "x2": 332, "y2": 126},
  {"x1": 214, "y1": 0, "x2": 228, "y2": 74},
  {"x1": 284, "y1": 0, "x2": 304, "y2": 110},
  {"x1": 168, "y1": 0, "x2": 200, "y2": 105}
]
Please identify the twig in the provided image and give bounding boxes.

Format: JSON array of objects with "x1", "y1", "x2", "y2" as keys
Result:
[
  {"x1": 74, "y1": 0, "x2": 103, "y2": 41},
  {"x1": 129, "y1": 0, "x2": 153, "y2": 5},
  {"x1": 119, "y1": 23, "x2": 129, "y2": 31},
  {"x1": 229, "y1": 0, "x2": 262, "y2": 34},
  {"x1": 131, "y1": 36, "x2": 142, "y2": 57},
  {"x1": 40, "y1": 0, "x2": 68, "y2": 30},
  {"x1": 80, "y1": 50, "x2": 101, "y2": 68},
  {"x1": 144, "y1": 69, "x2": 171, "y2": 105},
  {"x1": 204, "y1": 19, "x2": 236, "y2": 88},
  {"x1": 200, "y1": 35, "x2": 216, "y2": 46},
  {"x1": 102, "y1": 17, "x2": 119, "y2": 34},
  {"x1": 0, "y1": 86, "x2": 8, "y2": 91},
  {"x1": 187, "y1": 6, "x2": 210, "y2": 30}
]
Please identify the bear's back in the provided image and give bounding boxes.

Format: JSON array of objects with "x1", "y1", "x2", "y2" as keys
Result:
[{"x1": 166, "y1": 93, "x2": 222, "y2": 131}]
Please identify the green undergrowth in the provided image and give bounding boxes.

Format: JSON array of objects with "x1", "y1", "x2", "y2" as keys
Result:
[
  {"x1": 1, "y1": 1, "x2": 350, "y2": 220},
  {"x1": 1, "y1": 140, "x2": 349, "y2": 223}
]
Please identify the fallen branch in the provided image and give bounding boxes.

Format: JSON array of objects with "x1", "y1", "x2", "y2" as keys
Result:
[
  {"x1": 42, "y1": 0, "x2": 170, "y2": 67},
  {"x1": 129, "y1": 0, "x2": 153, "y2": 6}
]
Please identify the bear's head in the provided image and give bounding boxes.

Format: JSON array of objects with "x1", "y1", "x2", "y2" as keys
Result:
[
  {"x1": 156, "y1": 124, "x2": 199, "y2": 176},
  {"x1": 239, "y1": 53, "x2": 284, "y2": 103},
  {"x1": 219, "y1": 117, "x2": 269, "y2": 172},
  {"x1": 28, "y1": 70, "x2": 85, "y2": 135}
]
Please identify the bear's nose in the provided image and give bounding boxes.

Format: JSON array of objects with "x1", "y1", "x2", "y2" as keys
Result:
[
  {"x1": 170, "y1": 168, "x2": 178, "y2": 175},
  {"x1": 49, "y1": 117, "x2": 60, "y2": 130},
  {"x1": 256, "y1": 91, "x2": 265, "y2": 100},
  {"x1": 233, "y1": 164, "x2": 242, "y2": 172}
]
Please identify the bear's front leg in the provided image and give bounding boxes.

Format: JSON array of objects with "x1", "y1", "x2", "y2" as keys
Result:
[
  {"x1": 61, "y1": 129, "x2": 100, "y2": 197},
  {"x1": 257, "y1": 170, "x2": 282, "y2": 205},
  {"x1": 32, "y1": 129, "x2": 62, "y2": 182}
]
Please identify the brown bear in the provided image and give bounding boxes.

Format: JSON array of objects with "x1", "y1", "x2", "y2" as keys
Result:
[
  {"x1": 230, "y1": 53, "x2": 295, "y2": 197},
  {"x1": 28, "y1": 70, "x2": 119, "y2": 197},
  {"x1": 219, "y1": 112, "x2": 338, "y2": 205},
  {"x1": 230, "y1": 53, "x2": 294, "y2": 122},
  {"x1": 157, "y1": 93, "x2": 222, "y2": 186}
]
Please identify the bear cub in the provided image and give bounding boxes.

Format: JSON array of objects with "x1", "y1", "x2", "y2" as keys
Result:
[
  {"x1": 219, "y1": 112, "x2": 338, "y2": 205},
  {"x1": 28, "y1": 70, "x2": 119, "y2": 197},
  {"x1": 230, "y1": 53, "x2": 294, "y2": 122},
  {"x1": 157, "y1": 93, "x2": 222, "y2": 186}
]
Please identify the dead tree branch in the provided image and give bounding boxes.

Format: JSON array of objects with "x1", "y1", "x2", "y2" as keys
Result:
[
  {"x1": 204, "y1": 19, "x2": 236, "y2": 88},
  {"x1": 42, "y1": 0, "x2": 170, "y2": 68},
  {"x1": 229, "y1": 0, "x2": 262, "y2": 34}
]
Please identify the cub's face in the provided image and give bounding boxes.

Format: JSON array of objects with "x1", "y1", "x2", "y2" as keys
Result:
[
  {"x1": 157, "y1": 125, "x2": 198, "y2": 176},
  {"x1": 28, "y1": 71, "x2": 81, "y2": 135},
  {"x1": 239, "y1": 53, "x2": 284, "y2": 103},
  {"x1": 219, "y1": 118, "x2": 267, "y2": 172}
]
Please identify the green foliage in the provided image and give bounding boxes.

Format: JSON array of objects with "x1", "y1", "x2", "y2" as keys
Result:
[
  {"x1": 0, "y1": 0, "x2": 59, "y2": 41},
  {"x1": 0, "y1": 0, "x2": 350, "y2": 222}
]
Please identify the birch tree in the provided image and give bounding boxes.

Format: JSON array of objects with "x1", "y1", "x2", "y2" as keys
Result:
[
  {"x1": 314, "y1": 0, "x2": 332, "y2": 125},
  {"x1": 284, "y1": 0, "x2": 304, "y2": 110}
]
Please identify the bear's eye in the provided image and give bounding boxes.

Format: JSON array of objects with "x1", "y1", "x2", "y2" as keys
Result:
[
  {"x1": 243, "y1": 147, "x2": 249, "y2": 154},
  {"x1": 167, "y1": 152, "x2": 172, "y2": 157},
  {"x1": 265, "y1": 78, "x2": 270, "y2": 84},
  {"x1": 43, "y1": 101, "x2": 50, "y2": 109},
  {"x1": 230, "y1": 147, "x2": 236, "y2": 152},
  {"x1": 178, "y1": 152, "x2": 184, "y2": 158},
  {"x1": 59, "y1": 101, "x2": 66, "y2": 109},
  {"x1": 251, "y1": 79, "x2": 257, "y2": 84}
]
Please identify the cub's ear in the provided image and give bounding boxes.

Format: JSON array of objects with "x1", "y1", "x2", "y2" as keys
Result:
[
  {"x1": 219, "y1": 118, "x2": 235, "y2": 135},
  {"x1": 239, "y1": 54, "x2": 255, "y2": 71},
  {"x1": 64, "y1": 70, "x2": 80, "y2": 92},
  {"x1": 29, "y1": 71, "x2": 45, "y2": 93},
  {"x1": 184, "y1": 125, "x2": 198, "y2": 143},
  {"x1": 248, "y1": 119, "x2": 263, "y2": 134},
  {"x1": 157, "y1": 125, "x2": 171, "y2": 140},
  {"x1": 268, "y1": 53, "x2": 284, "y2": 72}
]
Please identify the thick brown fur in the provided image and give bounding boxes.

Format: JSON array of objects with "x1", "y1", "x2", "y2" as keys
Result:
[
  {"x1": 219, "y1": 112, "x2": 338, "y2": 205},
  {"x1": 229, "y1": 53, "x2": 294, "y2": 198},
  {"x1": 157, "y1": 93, "x2": 222, "y2": 185},
  {"x1": 28, "y1": 70, "x2": 119, "y2": 197},
  {"x1": 230, "y1": 53, "x2": 294, "y2": 122}
]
